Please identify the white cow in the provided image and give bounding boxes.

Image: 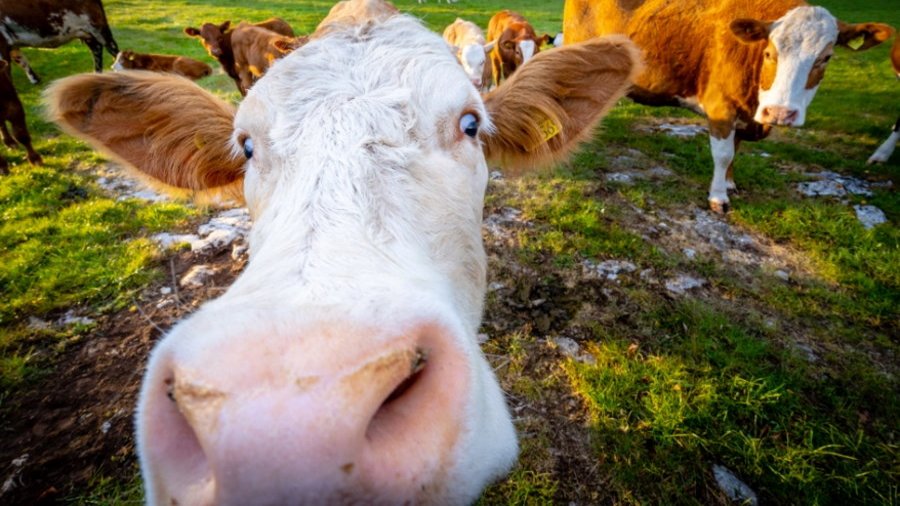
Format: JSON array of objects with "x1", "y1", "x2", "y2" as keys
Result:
[
  {"x1": 46, "y1": 0, "x2": 639, "y2": 503},
  {"x1": 444, "y1": 18, "x2": 495, "y2": 90}
]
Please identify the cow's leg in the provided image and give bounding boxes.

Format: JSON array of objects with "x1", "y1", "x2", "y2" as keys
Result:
[
  {"x1": 731, "y1": 122, "x2": 770, "y2": 191},
  {"x1": 491, "y1": 53, "x2": 502, "y2": 87},
  {"x1": 0, "y1": 123, "x2": 16, "y2": 149},
  {"x1": 707, "y1": 117, "x2": 736, "y2": 214},
  {"x1": 10, "y1": 49, "x2": 40, "y2": 84},
  {"x1": 8, "y1": 109, "x2": 41, "y2": 165},
  {"x1": 867, "y1": 117, "x2": 900, "y2": 164},
  {"x1": 0, "y1": 153, "x2": 8, "y2": 175},
  {"x1": 85, "y1": 37, "x2": 105, "y2": 73},
  {"x1": 99, "y1": 25, "x2": 119, "y2": 57}
]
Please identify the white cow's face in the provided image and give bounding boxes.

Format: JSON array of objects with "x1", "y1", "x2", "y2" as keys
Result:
[
  {"x1": 731, "y1": 6, "x2": 893, "y2": 127},
  {"x1": 755, "y1": 6, "x2": 837, "y2": 126},
  {"x1": 459, "y1": 43, "x2": 487, "y2": 87},
  {"x1": 138, "y1": 16, "x2": 515, "y2": 506}
]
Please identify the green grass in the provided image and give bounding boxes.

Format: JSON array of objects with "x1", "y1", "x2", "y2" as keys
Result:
[{"x1": 1, "y1": 0, "x2": 898, "y2": 503}]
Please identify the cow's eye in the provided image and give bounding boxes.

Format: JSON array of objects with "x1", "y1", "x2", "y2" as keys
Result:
[
  {"x1": 459, "y1": 113, "x2": 479, "y2": 138},
  {"x1": 242, "y1": 137, "x2": 254, "y2": 159},
  {"x1": 764, "y1": 50, "x2": 774, "y2": 60}
]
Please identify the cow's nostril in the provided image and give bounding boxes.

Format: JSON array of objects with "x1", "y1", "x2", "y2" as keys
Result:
[{"x1": 366, "y1": 347, "x2": 429, "y2": 440}]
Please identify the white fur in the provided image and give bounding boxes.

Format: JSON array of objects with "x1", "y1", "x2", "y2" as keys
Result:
[
  {"x1": 519, "y1": 39, "x2": 536, "y2": 63},
  {"x1": 111, "y1": 51, "x2": 125, "y2": 71},
  {"x1": 138, "y1": 14, "x2": 516, "y2": 506},
  {"x1": 868, "y1": 129, "x2": 899, "y2": 164},
  {"x1": 754, "y1": 6, "x2": 838, "y2": 126},
  {"x1": 709, "y1": 130, "x2": 735, "y2": 208}
]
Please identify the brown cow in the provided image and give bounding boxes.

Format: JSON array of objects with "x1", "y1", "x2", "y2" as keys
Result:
[
  {"x1": 0, "y1": 0, "x2": 119, "y2": 84},
  {"x1": 564, "y1": 0, "x2": 894, "y2": 212},
  {"x1": 112, "y1": 50, "x2": 213, "y2": 80},
  {"x1": 867, "y1": 36, "x2": 900, "y2": 164},
  {"x1": 487, "y1": 10, "x2": 552, "y2": 86},
  {"x1": 230, "y1": 23, "x2": 302, "y2": 94},
  {"x1": 184, "y1": 17, "x2": 294, "y2": 95},
  {"x1": 0, "y1": 60, "x2": 41, "y2": 173}
]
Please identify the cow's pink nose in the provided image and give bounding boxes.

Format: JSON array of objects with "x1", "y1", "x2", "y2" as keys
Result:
[
  {"x1": 139, "y1": 322, "x2": 469, "y2": 505},
  {"x1": 761, "y1": 106, "x2": 799, "y2": 126}
]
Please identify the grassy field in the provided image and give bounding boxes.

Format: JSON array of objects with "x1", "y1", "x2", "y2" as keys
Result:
[{"x1": 1, "y1": 0, "x2": 898, "y2": 504}]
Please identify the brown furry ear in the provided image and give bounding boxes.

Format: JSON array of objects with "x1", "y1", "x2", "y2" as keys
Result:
[
  {"x1": 837, "y1": 21, "x2": 895, "y2": 51},
  {"x1": 272, "y1": 35, "x2": 310, "y2": 54},
  {"x1": 184, "y1": 26, "x2": 200, "y2": 37},
  {"x1": 482, "y1": 35, "x2": 640, "y2": 173},
  {"x1": 44, "y1": 71, "x2": 244, "y2": 198}
]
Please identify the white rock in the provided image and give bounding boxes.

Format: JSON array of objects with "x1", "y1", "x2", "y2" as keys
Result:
[
  {"x1": 665, "y1": 274, "x2": 705, "y2": 294},
  {"x1": 683, "y1": 248, "x2": 697, "y2": 260},
  {"x1": 853, "y1": 205, "x2": 887, "y2": 230},
  {"x1": 552, "y1": 336, "x2": 580, "y2": 357},
  {"x1": 607, "y1": 172, "x2": 635, "y2": 184},
  {"x1": 584, "y1": 259, "x2": 637, "y2": 281},
  {"x1": 159, "y1": 286, "x2": 172, "y2": 295},
  {"x1": 657, "y1": 123, "x2": 707, "y2": 138},
  {"x1": 774, "y1": 270, "x2": 790, "y2": 282},
  {"x1": 712, "y1": 465, "x2": 758, "y2": 506},
  {"x1": 27, "y1": 317, "x2": 50, "y2": 331},
  {"x1": 180, "y1": 265, "x2": 217, "y2": 288},
  {"x1": 152, "y1": 232, "x2": 199, "y2": 249},
  {"x1": 489, "y1": 170, "x2": 504, "y2": 181},
  {"x1": 60, "y1": 310, "x2": 95, "y2": 327}
]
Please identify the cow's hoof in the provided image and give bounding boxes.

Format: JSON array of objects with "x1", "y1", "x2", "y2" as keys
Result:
[
  {"x1": 708, "y1": 199, "x2": 730, "y2": 214},
  {"x1": 725, "y1": 180, "x2": 737, "y2": 191},
  {"x1": 867, "y1": 155, "x2": 886, "y2": 165},
  {"x1": 28, "y1": 153, "x2": 43, "y2": 165}
]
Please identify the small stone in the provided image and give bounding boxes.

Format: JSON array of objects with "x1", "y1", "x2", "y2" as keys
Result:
[
  {"x1": 665, "y1": 274, "x2": 705, "y2": 295},
  {"x1": 606, "y1": 172, "x2": 635, "y2": 184},
  {"x1": 489, "y1": 170, "x2": 504, "y2": 181},
  {"x1": 712, "y1": 465, "x2": 757, "y2": 506},
  {"x1": 59, "y1": 310, "x2": 95, "y2": 327},
  {"x1": 159, "y1": 286, "x2": 172, "y2": 295},
  {"x1": 100, "y1": 420, "x2": 112, "y2": 435},
  {"x1": 179, "y1": 265, "x2": 217, "y2": 288},
  {"x1": 27, "y1": 317, "x2": 51, "y2": 331},
  {"x1": 657, "y1": 123, "x2": 706, "y2": 138},
  {"x1": 488, "y1": 282, "x2": 506, "y2": 292},
  {"x1": 152, "y1": 232, "x2": 199, "y2": 250},
  {"x1": 683, "y1": 248, "x2": 697, "y2": 260},
  {"x1": 552, "y1": 336, "x2": 580, "y2": 358},
  {"x1": 853, "y1": 205, "x2": 887, "y2": 230},
  {"x1": 584, "y1": 259, "x2": 637, "y2": 281},
  {"x1": 231, "y1": 242, "x2": 250, "y2": 260},
  {"x1": 646, "y1": 166, "x2": 675, "y2": 178}
]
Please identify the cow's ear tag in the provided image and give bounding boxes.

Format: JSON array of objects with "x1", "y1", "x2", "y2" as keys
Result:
[
  {"x1": 848, "y1": 35, "x2": 865, "y2": 50},
  {"x1": 539, "y1": 117, "x2": 561, "y2": 143}
]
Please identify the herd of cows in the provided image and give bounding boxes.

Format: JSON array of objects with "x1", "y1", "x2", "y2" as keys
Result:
[{"x1": 1, "y1": 0, "x2": 898, "y2": 503}]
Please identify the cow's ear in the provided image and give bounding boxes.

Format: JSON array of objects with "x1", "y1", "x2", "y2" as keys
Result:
[
  {"x1": 45, "y1": 72, "x2": 244, "y2": 198},
  {"x1": 272, "y1": 36, "x2": 309, "y2": 54},
  {"x1": 482, "y1": 35, "x2": 640, "y2": 172},
  {"x1": 184, "y1": 26, "x2": 200, "y2": 37},
  {"x1": 483, "y1": 40, "x2": 496, "y2": 53},
  {"x1": 730, "y1": 19, "x2": 771, "y2": 43},
  {"x1": 219, "y1": 20, "x2": 231, "y2": 32},
  {"x1": 837, "y1": 21, "x2": 894, "y2": 51}
]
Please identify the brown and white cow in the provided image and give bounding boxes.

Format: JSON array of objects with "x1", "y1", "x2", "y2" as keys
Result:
[
  {"x1": 443, "y1": 18, "x2": 495, "y2": 90},
  {"x1": 867, "y1": 36, "x2": 900, "y2": 164},
  {"x1": 0, "y1": 59, "x2": 41, "y2": 172},
  {"x1": 487, "y1": 10, "x2": 552, "y2": 86},
  {"x1": 46, "y1": 0, "x2": 639, "y2": 502},
  {"x1": 0, "y1": 0, "x2": 119, "y2": 84},
  {"x1": 112, "y1": 50, "x2": 213, "y2": 80},
  {"x1": 184, "y1": 17, "x2": 294, "y2": 95},
  {"x1": 564, "y1": 0, "x2": 894, "y2": 212}
]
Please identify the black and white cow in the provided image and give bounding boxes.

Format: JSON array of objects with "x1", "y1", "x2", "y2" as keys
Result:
[{"x1": 0, "y1": 0, "x2": 119, "y2": 84}]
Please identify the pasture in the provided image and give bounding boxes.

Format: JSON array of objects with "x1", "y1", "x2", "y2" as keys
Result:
[{"x1": 0, "y1": 0, "x2": 897, "y2": 503}]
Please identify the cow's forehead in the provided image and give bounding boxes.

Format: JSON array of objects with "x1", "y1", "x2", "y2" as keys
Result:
[
  {"x1": 769, "y1": 6, "x2": 837, "y2": 56},
  {"x1": 240, "y1": 15, "x2": 481, "y2": 149}
]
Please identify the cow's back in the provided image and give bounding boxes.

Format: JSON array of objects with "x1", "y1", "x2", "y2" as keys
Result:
[
  {"x1": 0, "y1": 0, "x2": 109, "y2": 46},
  {"x1": 563, "y1": 0, "x2": 807, "y2": 97},
  {"x1": 891, "y1": 36, "x2": 900, "y2": 76}
]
